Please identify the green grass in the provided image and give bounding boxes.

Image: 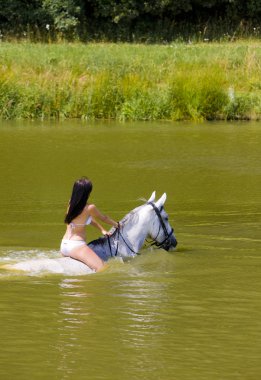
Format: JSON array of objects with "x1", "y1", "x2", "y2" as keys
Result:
[{"x1": 0, "y1": 41, "x2": 260, "y2": 121}]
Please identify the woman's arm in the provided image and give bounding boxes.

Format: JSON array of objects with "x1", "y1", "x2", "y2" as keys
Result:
[
  {"x1": 90, "y1": 218, "x2": 109, "y2": 235},
  {"x1": 88, "y1": 204, "x2": 118, "y2": 228}
]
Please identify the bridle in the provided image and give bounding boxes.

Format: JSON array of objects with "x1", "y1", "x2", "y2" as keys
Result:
[
  {"x1": 146, "y1": 202, "x2": 174, "y2": 250},
  {"x1": 107, "y1": 202, "x2": 174, "y2": 257}
]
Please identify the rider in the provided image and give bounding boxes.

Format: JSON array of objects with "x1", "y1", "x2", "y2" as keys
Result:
[{"x1": 60, "y1": 177, "x2": 118, "y2": 272}]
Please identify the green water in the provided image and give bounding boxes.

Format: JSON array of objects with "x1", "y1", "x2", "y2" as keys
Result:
[{"x1": 0, "y1": 120, "x2": 260, "y2": 380}]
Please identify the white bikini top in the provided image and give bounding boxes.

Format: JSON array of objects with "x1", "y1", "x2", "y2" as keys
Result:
[{"x1": 70, "y1": 215, "x2": 92, "y2": 228}]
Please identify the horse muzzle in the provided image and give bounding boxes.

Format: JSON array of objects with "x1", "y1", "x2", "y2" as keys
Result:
[{"x1": 162, "y1": 235, "x2": 178, "y2": 251}]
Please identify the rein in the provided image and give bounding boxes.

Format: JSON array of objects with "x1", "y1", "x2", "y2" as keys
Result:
[
  {"x1": 107, "y1": 202, "x2": 173, "y2": 257},
  {"x1": 107, "y1": 226, "x2": 138, "y2": 257}
]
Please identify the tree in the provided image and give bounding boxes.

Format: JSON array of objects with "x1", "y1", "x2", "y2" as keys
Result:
[{"x1": 42, "y1": 0, "x2": 81, "y2": 36}]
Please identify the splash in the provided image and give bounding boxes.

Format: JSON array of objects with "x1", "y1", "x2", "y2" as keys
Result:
[{"x1": 0, "y1": 249, "x2": 95, "y2": 277}]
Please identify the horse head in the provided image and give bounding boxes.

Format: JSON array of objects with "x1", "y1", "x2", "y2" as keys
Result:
[{"x1": 146, "y1": 192, "x2": 178, "y2": 251}]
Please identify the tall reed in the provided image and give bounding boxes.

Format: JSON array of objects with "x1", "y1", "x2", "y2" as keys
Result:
[{"x1": 0, "y1": 41, "x2": 260, "y2": 121}]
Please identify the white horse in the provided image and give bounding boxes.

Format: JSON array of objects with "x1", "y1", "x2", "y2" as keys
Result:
[{"x1": 6, "y1": 192, "x2": 177, "y2": 275}]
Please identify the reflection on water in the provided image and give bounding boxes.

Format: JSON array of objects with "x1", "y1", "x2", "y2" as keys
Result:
[
  {"x1": 55, "y1": 271, "x2": 179, "y2": 379},
  {"x1": 0, "y1": 121, "x2": 261, "y2": 380},
  {"x1": 56, "y1": 279, "x2": 90, "y2": 379}
]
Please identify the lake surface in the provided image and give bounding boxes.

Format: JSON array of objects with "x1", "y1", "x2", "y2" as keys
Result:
[{"x1": 0, "y1": 120, "x2": 260, "y2": 380}]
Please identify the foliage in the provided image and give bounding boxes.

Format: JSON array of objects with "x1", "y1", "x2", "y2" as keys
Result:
[
  {"x1": 0, "y1": 0, "x2": 49, "y2": 33},
  {"x1": 1, "y1": 1, "x2": 261, "y2": 40},
  {"x1": 42, "y1": 0, "x2": 81, "y2": 36}
]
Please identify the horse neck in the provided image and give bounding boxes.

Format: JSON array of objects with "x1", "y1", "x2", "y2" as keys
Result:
[{"x1": 118, "y1": 206, "x2": 150, "y2": 254}]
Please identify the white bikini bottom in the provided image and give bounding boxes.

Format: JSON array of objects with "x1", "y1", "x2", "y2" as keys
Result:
[{"x1": 60, "y1": 239, "x2": 87, "y2": 256}]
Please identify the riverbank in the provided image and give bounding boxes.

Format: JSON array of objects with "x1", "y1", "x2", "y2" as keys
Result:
[{"x1": 0, "y1": 41, "x2": 260, "y2": 121}]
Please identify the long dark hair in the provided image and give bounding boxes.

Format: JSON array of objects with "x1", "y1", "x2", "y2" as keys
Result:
[{"x1": 64, "y1": 177, "x2": 93, "y2": 224}]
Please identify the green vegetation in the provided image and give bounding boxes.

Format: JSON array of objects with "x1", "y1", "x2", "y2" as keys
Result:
[
  {"x1": 1, "y1": 1, "x2": 261, "y2": 42},
  {"x1": 0, "y1": 41, "x2": 261, "y2": 121}
]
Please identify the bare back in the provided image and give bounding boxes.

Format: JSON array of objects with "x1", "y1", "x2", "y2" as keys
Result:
[{"x1": 63, "y1": 205, "x2": 91, "y2": 241}]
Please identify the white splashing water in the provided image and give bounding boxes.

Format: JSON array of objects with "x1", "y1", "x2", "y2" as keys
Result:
[{"x1": 0, "y1": 249, "x2": 94, "y2": 276}]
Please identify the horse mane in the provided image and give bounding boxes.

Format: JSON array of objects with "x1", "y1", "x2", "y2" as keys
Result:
[{"x1": 119, "y1": 202, "x2": 146, "y2": 228}]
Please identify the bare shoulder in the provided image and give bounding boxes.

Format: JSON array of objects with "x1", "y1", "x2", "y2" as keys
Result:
[
  {"x1": 86, "y1": 204, "x2": 103, "y2": 218},
  {"x1": 87, "y1": 203, "x2": 96, "y2": 210},
  {"x1": 86, "y1": 204, "x2": 97, "y2": 214},
  {"x1": 83, "y1": 204, "x2": 92, "y2": 214}
]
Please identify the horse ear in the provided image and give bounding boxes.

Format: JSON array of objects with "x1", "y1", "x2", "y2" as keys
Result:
[
  {"x1": 155, "y1": 193, "x2": 167, "y2": 209},
  {"x1": 147, "y1": 191, "x2": 156, "y2": 203}
]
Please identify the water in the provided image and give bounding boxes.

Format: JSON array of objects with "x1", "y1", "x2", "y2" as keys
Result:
[{"x1": 0, "y1": 120, "x2": 260, "y2": 379}]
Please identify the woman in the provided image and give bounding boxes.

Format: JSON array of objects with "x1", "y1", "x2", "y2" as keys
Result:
[{"x1": 61, "y1": 177, "x2": 118, "y2": 272}]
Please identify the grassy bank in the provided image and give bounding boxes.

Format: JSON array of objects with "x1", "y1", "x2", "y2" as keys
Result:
[{"x1": 0, "y1": 41, "x2": 260, "y2": 121}]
